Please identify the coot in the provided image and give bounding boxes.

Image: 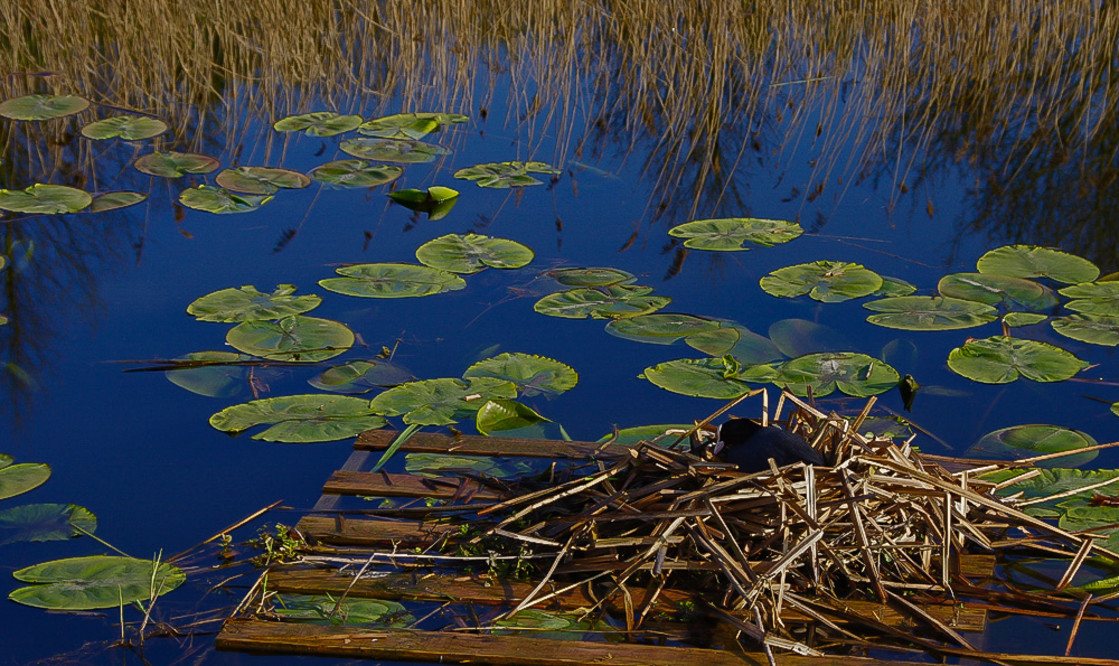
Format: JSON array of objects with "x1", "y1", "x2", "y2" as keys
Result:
[{"x1": 714, "y1": 418, "x2": 826, "y2": 473}]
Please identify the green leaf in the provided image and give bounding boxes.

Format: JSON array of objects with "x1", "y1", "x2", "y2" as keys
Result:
[
  {"x1": 387, "y1": 187, "x2": 459, "y2": 220},
  {"x1": 1004, "y1": 312, "x2": 1049, "y2": 327},
  {"x1": 272, "y1": 594, "x2": 413, "y2": 626},
  {"x1": 976, "y1": 245, "x2": 1099, "y2": 284},
  {"x1": 463, "y1": 352, "x2": 578, "y2": 397},
  {"x1": 309, "y1": 160, "x2": 402, "y2": 188},
  {"x1": 90, "y1": 191, "x2": 147, "y2": 213},
  {"x1": 340, "y1": 138, "x2": 450, "y2": 163},
  {"x1": 308, "y1": 360, "x2": 415, "y2": 394},
  {"x1": 544, "y1": 267, "x2": 635, "y2": 287},
  {"x1": 0, "y1": 463, "x2": 51, "y2": 500},
  {"x1": 684, "y1": 324, "x2": 785, "y2": 364},
  {"x1": 226, "y1": 315, "x2": 354, "y2": 362},
  {"x1": 319, "y1": 263, "x2": 466, "y2": 298},
  {"x1": 774, "y1": 352, "x2": 900, "y2": 397},
  {"x1": 178, "y1": 185, "x2": 273, "y2": 214},
  {"x1": 187, "y1": 284, "x2": 321, "y2": 322},
  {"x1": 0, "y1": 184, "x2": 91, "y2": 214},
  {"x1": 1060, "y1": 281, "x2": 1119, "y2": 315},
  {"x1": 534, "y1": 284, "x2": 671, "y2": 319},
  {"x1": 9, "y1": 556, "x2": 184, "y2": 610},
  {"x1": 215, "y1": 167, "x2": 310, "y2": 195},
  {"x1": 666, "y1": 217, "x2": 803, "y2": 251},
  {"x1": 0, "y1": 503, "x2": 97, "y2": 545},
  {"x1": 358, "y1": 112, "x2": 468, "y2": 140},
  {"x1": 369, "y1": 377, "x2": 518, "y2": 425},
  {"x1": 415, "y1": 233, "x2": 533, "y2": 273},
  {"x1": 947, "y1": 336, "x2": 1087, "y2": 384},
  {"x1": 0, "y1": 94, "x2": 88, "y2": 120},
  {"x1": 937, "y1": 272, "x2": 1057, "y2": 310},
  {"x1": 272, "y1": 112, "x2": 363, "y2": 137},
  {"x1": 475, "y1": 399, "x2": 551, "y2": 435},
  {"x1": 1051, "y1": 315, "x2": 1119, "y2": 346},
  {"x1": 863, "y1": 296, "x2": 999, "y2": 330},
  {"x1": 641, "y1": 356, "x2": 770, "y2": 399},
  {"x1": 598, "y1": 424, "x2": 696, "y2": 446},
  {"x1": 453, "y1": 161, "x2": 560, "y2": 188},
  {"x1": 0, "y1": 454, "x2": 12, "y2": 468},
  {"x1": 164, "y1": 351, "x2": 252, "y2": 398},
  {"x1": 872, "y1": 276, "x2": 918, "y2": 297},
  {"x1": 605, "y1": 313, "x2": 721, "y2": 345},
  {"x1": 134, "y1": 151, "x2": 219, "y2": 177},
  {"x1": 80, "y1": 115, "x2": 167, "y2": 140},
  {"x1": 760, "y1": 261, "x2": 883, "y2": 302},
  {"x1": 405, "y1": 453, "x2": 533, "y2": 480},
  {"x1": 993, "y1": 468, "x2": 1119, "y2": 516},
  {"x1": 209, "y1": 394, "x2": 385, "y2": 442},
  {"x1": 968, "y1": 425, "x2": 1098, "y2": 468}
]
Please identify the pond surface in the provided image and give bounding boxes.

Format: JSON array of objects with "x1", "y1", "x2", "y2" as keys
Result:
[{"x1": 3, "y1": 3, "x2": 1119, "y2": 663}]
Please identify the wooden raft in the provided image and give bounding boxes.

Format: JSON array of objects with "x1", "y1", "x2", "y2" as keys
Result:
[{"x1": 215, "y1": 430, "x2": 993, "y2": 664}]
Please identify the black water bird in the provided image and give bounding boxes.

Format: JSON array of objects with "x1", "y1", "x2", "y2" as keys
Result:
[{"x1": 713, "y1": 418, "x2": 826, "y2": 473}]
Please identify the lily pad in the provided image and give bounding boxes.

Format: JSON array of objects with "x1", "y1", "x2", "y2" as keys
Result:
[
  {"x1": 641, "y1": 356, "x2": 774, "y2": 399},
  {"x1": 760, "y1": 261, "x2": 883, "y2": 302},
  {"x1": 774, "y1": 352, "x2": 900, "y2": 397},
  {"x1": 946, "y1": 336, "x2": 1087, "y2": 384},
  {"x1": 684, "y1": 324, "x2": 785, "y2": 364},
  {"x1": 1060, "y1": 281, "x2": 1119, "y2": 316},
  {"x1": 475, "y1": 399, "x2": 551, "y2": 435},
  {"x1": 308, "y1": 360, "x2": 415, "y2": 394},
  {"x1": 358, "y1": 112, "x2": 468, "y2": 140},
  {"x1": 667, "y1": 217, "x2": 803, "y2": 251},
  {"x1": 405, "y1": 453, "x2": 533, "y2": 480},
  {"x1": 863, "y1": 296, "x2": 998, "y2": 330},
  {"x1": 387, "y1": 186, "x2": 460, "y2": 220},
  {"x1": 545, "y1": 267, "x2": 636, "y2": 287},
  {"x1": 272, "y1": 112, "x2": 363, "y2": 137},
  {"x1": 0, "y1": 462, "x2": 51, "y2": 500},
  {"x1": 340, "y1": 138, "x2": 449, "y2": 163},
  {"x1": 453, "y1": 161, "x2": 561, "y2": 188},
  {"x1": 309, "y1": 160, "x2": 402, "y2": 188},
  {"x1": 968, "y1": 425, "x2": 1098, "y2": 468},
  {"x1": 872, "y1": 277, "x2": 918, "y2": 297},
  {"x1": 599, "y1": 424, "x2": 696, "y2": 446},
  {"x1": 0, "y1": 94, "x2": 89, "y2": 120},
  {"x1": 319, "y1": 263, "x2": 466, "y2": 299},
  {"x1": 463, "y1": 352, "x2": 578, "y2": 397},
  {"x1": 226, "y1": 315, "x2": 353, "y2": 362},
  {"x1": 976, "y1": 245, "x2": 1099, "y2": 284},
  {"x1": 605, "y1": 313, "x2": 721, "y2": 345},
  {"x1": 90, "y1": 191, "x2": 147, "y2": 212},
  {"x1": 134, "y1": 151, "x2": 219, "y2": 177},
  {"x1": 416, "y1": 233, "x2": 534, "y2": 273},
  {"x1": 178, "y1": 185, "x2": 273, "y2": 214},
  {"x1": 534, "y1": 284, "x2": 671, "y2": 319},
  {"x1": 0, "y1": 503, "x2": 97, "y2": 545},
  {"x1": 1051, "y1": 315, "x2": 1119, "y2": 346},
  {"x1": 768, "y1": 319, "x2": 852, "y2": 357},
  {"x1": 9, "y1": 556, "x2": 184, "y2": 610},
  {"x1": 369, "y1": 377, "x2": 518, "y2": 426},
  {"x1": 215, "y1": 167, "x2": 310, "y2": 195},
  {"x1": 1004, "y1": 312, "x2": 1049, "y2": 327},
  {"x1": 272, "y1": 594, "x2": 413, "y2": 626},
  {"x1": 992, "y1": 468, "x2": 1119, "y2": 517},
  {"x1": 209, "y1": 394, "x2": 385, "y2": 442},
  {"x1": 0, "y1": 184, "x2": 91, "y2": 214},
  {"x1": 938, "y1": 272, "x2": 1057, "y2": 310},
  {"x1": 80, "y1": 115, "x2": 167, "y2": 140},
  {"x1": 164, "y1": 351, "x2": 252, "y2": 398},
  {"x1": 187, "y1": 284, "x2": 321, "y2": 322}
]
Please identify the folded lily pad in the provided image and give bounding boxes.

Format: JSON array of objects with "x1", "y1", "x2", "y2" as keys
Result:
[
  {"x1": 187, "y1": 284, "x2": 321, "y2": 322},
  {"x1": 179, "y1": 185, "x2": 273, "y2": 214},
  {"x1": 215, "y1": 166, "x2": 310, "y2": 194},
  {"x1": 226, "y1": 315, "x2": 353, "y2": 362},
  {"x1": 760, "y1": 261, "x2": 883, "y2": 302},
  {"x1": 340, "y1": 138, "x2": 449, "y2": 163},
  {"x1": 863, "y1": 296, "x2": 998, "y2": 330},
  {"x1": 475, "y1": 399, "x2": 551, "y2": 435},
  {"x1": 947, "y1": 335, "x2": 1087, "y2": 384},
  {"x1": 774, "y1": 351, "x2": 899, "y2": 397},
  {"x1": 976, "y1": 245, "x2": 1099, "y2": 284},
  {"x1": 369, "y1": 377, "x2": 518, "y2": 425},
  {"x1": 416, "y1": 233, "x2": 533, "y2": 273},
  {"x1": 0, "y1": 94, "x2": 88, "y2": 120},
  {"x1": 310, "y1": 160, "x2": 402, "y2": 188},
  {"x1": 454, "y1": 161, "x2": 560, "y2": 188},
  {"x1": 209, "y1": 394, "x2": 385, "y2": 442},
  {"x1": 319, "y1": 263, "x2": 466, "y2": 298},
  {"x1": 534, "y1": 284, "x2": 670, "y2": 319},
  {"x1": 0, "y1": 184, "x2": 91, "y2": 214},
  {"x1": 80, "y1": 115, "x2": 167, "y2": 140},
  {"x1": 463, "y1": 352, "x2": 578, "y2": 397},
  {"x1": 90, "y1": 191, "x2": 147, "y2": 212},
  {"x1": 0, "y1": 503, "x2": 97, "y2": 545},
  {"x1": 358, "y1": 112, "x2": 468, "y2": 140},
  {"x1": 387, "y1": 186, "x2": 459, "y2": 220},
  {"x1": 667, "y1": 217, "x2": 803, "y2": 251},
  {"x1": 134, "y1": 151, "x2": 219, "y2": 177},
  {"x1": 273, "y1": 112, "x2": 363, "y2": 137},
  {"x1": 9, "y1": 555, "x2": 184, "y2": 610}
]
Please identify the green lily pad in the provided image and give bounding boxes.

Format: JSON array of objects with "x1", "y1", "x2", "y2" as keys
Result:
[
  {"x1": 1060, "y1": 282, "x2": 1119, "y2": 316},
  {"x1": 976, "y1": 245, "x2": 1099, "y2": 285},
  {"x1": 872, "y1": 277, "x2": 919, "y2": 297},
  {"x1": 340, "y1": 138, "x2": 449, "y2": 163},
  {"x1": 453, "y1": 161, "x2": 560, "y2": 188},
  {"x1": 863, "y1": 296, "x2": 998, "y2": 330},
  {"x1": 476, "y1": 399, "x2": 551, "y2": 435},
  {"x1": 992, "y1": 468, "x2": 1119, "y2": 517},
  {"x1": 0, "y1": 462, "x2": 51, "y2": 500},
  {"x1": 938, "y1": 272, "x2": 1057, "y2": 310},
  {"x1": 369, "y1": 377, "x2": 518, "y2": 426},
  {"x1": 215, "y1": 167, "x2": 310, "y2": 195},
  {"x1": 164, "y1": 351, "x2": 252, "y2": 398},
  {"x1": 1004, "y1": 312, "x2": 1049, "y2": 327},
  {"x1": 598, "y1": 424, "x2": 696, "y2": 446},
  {"x1": 90, "y1": 191, "x2": 147, "y2": 212},
  {"x1": 187, "y1": 284, "x2": 321, "y2": 322},
  {"x1": 358, "y1": 112, "x2": 468, "y2": 140},
  {"x1": 272, "y1": 594, "x2": 413, "y2": 626},
  {"x1": 319, "y1": 263, "x2": 466, "y2": 299},
  {"x1": 855, "y1": 416, "x2": 913, "y2": 440},
  {"x1": 947, "y1": 336, "x2": 1087, "y2": 384},
  {"x1": 0, "y1": 314, "x2": 7, "y2": 326},
  {"x1": 0, "y1": 454, "x2": 12, "y2": 468},
  {"x1": 209, "y1": 394, "x2": 384, "y2": 442},
  {"x1": 308, "y1": 359, "x2": 415, "y2": 394},
  {"x1": 80, "y1": 115, "x2": 167, "y2": 140},
  {"x1": 760, "y1": 261, "x2": 883, "y2": 302},
  {"x1": 415, "y1": 233, "x2": 533, "y2": 273},
  {"x1": 544, "y1": 267, "x2": 636, "y2": 287},
  {"x1": 666, "y1": 217, "x2": 803, "y2": 251},
  {"x1": 9, "y1": 556, "x2": 184, "y2": 610},
  {"x1": 309, "y1": 160, "x2": 402, "y2": 188},
  {"x1": 388, "y1": 186, "x2": 459, "y2": 220},
  {"x1": 768, "y1": 319, "x2": 852, "y2": 357},
  {"x1": 605, "y1": 313, "x2": 721, "y2": 345},
  {"x1": 641, "y1": 356, "x2": 773, "y2": 399},
  {"x1": 1051, "y1": 315, "x2": 1119, "y2": 346},
  {"x1": 178, "y1": 185, "x2": 273, "y2": 214},
  {"x1": 968, "y1": 425, "x2": 1098, "y2": 468},
  {"x1": 774, "y1": 351, "x2": 900, "y2": 397},
  {"x1": 494, "y1": 609, "x2": 594, "y2": 637},
  {"x1": 134, "y1": 151, "x2": 220, "y2": 177},
  {"x1": 272, "y1": 112, "x2": 363, "y2": 137},
  {"x1": 684, "y1": 324, "x2": 785, "y2": 364},
  {"x1": 0, "y1": 94, "x2": 89, "y2": 120},
  {"x1": 0, "y1": 503, "x2": 97, "y2": 545},
  {"x1": 463, "y1": 352, "x2": 578, "y2": 397},
  {"x1": 226, "y1": 315, "x2": 353, "y2": 362},
  {"x1": 405, "y1": 453, "x2": 533, "y2": 480},
  {"x1": 0, "y1": 184, "x2": 91, "y2": 214},
  {"x1": 534, "y1": 284, "x2": 671, "y2": 319}
]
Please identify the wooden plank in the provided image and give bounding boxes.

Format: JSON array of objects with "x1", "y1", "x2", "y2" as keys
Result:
[
  {"x1": 296, "y1": 515, "x2": 457, "y2": 546},
  {"x1": 321, "y1": 470, "x2": 504, "y2": 500},
  {"x1": 356, "y1": 429, "x2": 632, "y2": 459},
  {"x1": 312, "y1": 448, "x2": 370, "y2": 512}
]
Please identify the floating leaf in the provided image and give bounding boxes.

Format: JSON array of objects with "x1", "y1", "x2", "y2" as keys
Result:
[
  {"x1": 164, "y1": 351, "x2": 252, "y2": 398},
  {"x1": 80, "y1": 115, "x2": 167, "y2": 140},
  {"x1": 534, "y1": 284, "x2": 670, "y2": 319},
  {"x1": 387, "y1": 186, "x2": 459, "y2": 220},
  {"x1": 0, "y1": 454, "x2": 11, "y2": 468},
  {"x1": 340, "y1": 138, "x2": 449, "y2": 163},
  {"x1": 774, "y1": 352, "x2": 900, "y2": 397},
  {"x1": 993, "y1": 468, "x2": 1119, "y2": 517},
  {"x1": 134, "y1": 151, "x2": 219, "y2": 177},
  {"x1": 641, "y1": 356, "x2": 773, "y2": 399},
  {"x1": 91, "y1": 191, "x2": 147, "y2": 212},
  {"x1": 545, "y1": 267, "x2": 636, "y2": 287},
  {"x1": 272, "y1": 112, "x2": 363, "y2": 137},
  {"x1": 272, "y1": 594, "x2": 413, "y2": 626},
  {"x1": 0, "y1": 503, "x2": 97, "y2": 545},
  {"x1": 873, "y1": 277, "x2": 918, "y2": 297},
  {"x1": 976, "y1": 245, "x2": 1099, "y2": 284},
  {"x1": 226, "y1": 315, "x2": 353, "y2": 362},
  {"x1": 0, "y1": 314, "x2": 7, "y2": 326},
  {"x1": 187, "y1": 284, "x2": 321, "y2": 322},
  {"x1": 605, "y1": 313, "x2": 721, "y2": 345},
  {"x1": 215, "y1": 167, "x2": 310, "y2": 195},
  {"x1": 1060, "y1": 282, "x2": 1119, "y2": 316},
  {"x1": 768, "y1": 319, "x2": 852, "y2": 357},
  {"x1": 856, "y1": 417, "x2": 913, "y2": 440},
  {"x1": 358, "y1": 112, "x2": 468, "y2": 139},
  {"x1": 0, "y1": 184, "x2": 91, "y2": 214},
  {"x1": 666, "y1": 217, "x2": 803, "y2": 251},
  {"x1": 863, "y1": 296, "x2": 998, "y2": 330},
  {"x1": 309, "y1": 160, "x2": 402, "y2": 188},
  {"x1": 9, "y1": 556, "x2": 184, "y2": 610},
  {"x1": 938, "y1": 272, "x2": 1057, "y2": 310},
  {"x1": 369, "y1": 377, "x2": 518, "y2": 426},
  {"x1": 453, "y1": 161, "x2": 560, "y2": 188},
  {"x1": 599, "y1": 425, "x2": 696, "y2": 446},
  {"x1": 308, "y1": 360, "x2": 415, "y2": 394},
  {"x1": 0, "y1": 463, "x2": 51, "y2": 500},
  {"x1": 463, "y1": 352, "x2": 578, "y2": 397},
  {"x1": 1004, "y1": 312, "x2": 1049, "y2": 327},
  {"x1": 405, "y1": 453, "x2": 533, "y2": 480},
  {"x1": 968, "y1": 425, "x2": 1098, "y2": 468},
  {"x1": 476, "y1": 399, "x2": 551, "y2": 435},
  {"x1": 947, "y1": 336, "x2": 1087, "y2": 384},
  {"x1": 1051, "y1": 315, "x2": 1119, "y2": 346},
  {"x1": 415, "y1": 233, "x2": 533, "y2": 273},
  {"x1": 0, "y1": 94, "x2": 88, "y2": 120},
  {"x1": 684, "y1": 324, "x2": 785, "y2": 364},
  {"x1": 760, "y1": 261, "x2": 883, "y2": 302},
  {"x1": 209, "y1": 394, "x2": 384, "y2": 442},
  {"x1": 178, "y1": 185, "x2": 272, "y2": 214},
  {"x1": 319, "y1": 263, "x2": 466, "y2": 299}
]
